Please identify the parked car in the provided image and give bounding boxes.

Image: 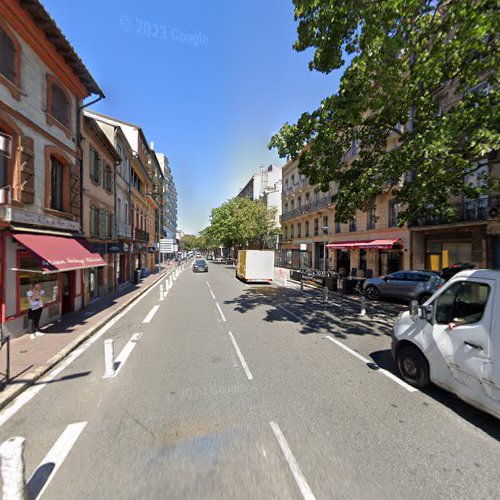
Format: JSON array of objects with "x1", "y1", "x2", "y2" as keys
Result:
[
  {"x1": 192, "y1": 259, "x2": 208, "y2": 273},
  {"x1": 392, "y1": 269, "x2": 500, "y2": 419},
  {"x1": 363, "y1": 270, "x2": 444, "y2": 304},
  {"x1": 441, "y1": 263, "x2": 474, "y2": 281}
]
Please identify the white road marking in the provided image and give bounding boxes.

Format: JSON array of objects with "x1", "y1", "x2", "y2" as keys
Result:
[
  {"x1": 269, "y1": 422, "x2": 316, "y2": 500},
  {"x1": 228, "y1": 331, "x2": 253, "y2": 380},
  {"x1": 215, "y1": 302, "x2": 226, "y2": 322},
  {"x1": 277, "y1": 305, "x2": 302, "y2": 322},
  {"x1": 28, "y1": 422, "x2": 87, "y2": 499},
  {"x1": 142, "y1": 305, "x2": 160, "y2": 324},
  {"x1": 209, "y1": 289, "x2": 216, "y2": 300},
  {"x1": 206, "y1": 281, "x2": 212, "y2": 290},
  {"x1": 325, "y1": 336, "x2": 417, "y2": 393},
  {"x1": 104, "y1": 332, "x2": 143, "y2": 378},
  {"x1": 0, "y1": 268, "x2": 176, "y2": 427},
  {"x1": 234, "y1": 277, "x2": 248, "y2": 287}
]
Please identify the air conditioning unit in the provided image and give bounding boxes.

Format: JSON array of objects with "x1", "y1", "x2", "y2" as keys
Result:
[{"x1": 0, "y1": 186, "x2": 12, "y2": 205}]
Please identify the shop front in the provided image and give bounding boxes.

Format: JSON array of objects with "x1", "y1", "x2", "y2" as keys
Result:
[
  {"x1": 2, "y1": 231, "x2": 106, "y2": 337},
  {"x1": 276, "y1": 242, "x2": 312, "y2": 270},
  {"x1": 327, "y1": 239, "x2": 405, "y2": 278}
]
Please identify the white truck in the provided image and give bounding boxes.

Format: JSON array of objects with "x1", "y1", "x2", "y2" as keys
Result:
[
  {"x1": 236, "y1": 250, "x2": 274, "y2": 283},
  {"x1": 392, "y1": 269, "x2": 500, "y2": 419}
]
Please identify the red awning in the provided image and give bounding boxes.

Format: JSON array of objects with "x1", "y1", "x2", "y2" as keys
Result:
[
  {"x1": 326, "y1": 239, "x2": 399, "y2": 250},
  {"x1": 12, "y1": 233, "x2": 106, "y2": 273}
]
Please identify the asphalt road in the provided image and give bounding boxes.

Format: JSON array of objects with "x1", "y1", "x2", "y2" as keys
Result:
[{"x1": 0, "y1": 261, "x2": 499, "y2": 499}]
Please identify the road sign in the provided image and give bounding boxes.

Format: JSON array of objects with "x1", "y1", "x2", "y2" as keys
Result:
[{"x1": 160, "y1": 238, "x2": 175, "y2": 254}]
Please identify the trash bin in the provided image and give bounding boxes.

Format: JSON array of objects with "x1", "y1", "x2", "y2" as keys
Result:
[
  {"x1": 141, "y1": 267, "x2": 148, "y2": 278},
  {"x1": 344, "y1": 278, "x2": 357, "y2": 294},
  {"x1": 325, "y1": 276, "x2": 337, "y2": 291},
  {"x1": 133, "y1": 269, "x2": 141, "y2": 284}
]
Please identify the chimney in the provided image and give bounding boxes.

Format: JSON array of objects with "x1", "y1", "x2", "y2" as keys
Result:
[{"x1": 150, "y1": 141, "x2": 154, "y2": 151}]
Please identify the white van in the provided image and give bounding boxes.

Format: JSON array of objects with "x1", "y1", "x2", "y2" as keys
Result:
[{"x1": 392, "y1": 269, "x2": 500, "y2": 419}]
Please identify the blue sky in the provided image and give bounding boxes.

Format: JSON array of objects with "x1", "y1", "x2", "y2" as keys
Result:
[{"x1": 43, "y1": 0, "x2": 342, "y2": 234}]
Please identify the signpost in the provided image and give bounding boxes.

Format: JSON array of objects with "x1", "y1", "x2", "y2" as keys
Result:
[{"x1": 160, "y1": 238, "x2": 175, "y2": 254}]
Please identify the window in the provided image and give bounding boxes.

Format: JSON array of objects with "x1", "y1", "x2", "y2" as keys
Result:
[
  {"x1": 0, "y1": 26, "x2": 16, "y2": 83},
  {"x1": 117, "y1": 198, "x2": 122, "y2": 223},
  {"x1": 297, "y1": 223, "x2": 301, "y2": 238},
  {"x1": 305, "y1": 192, "x2": 310, "y2": 206},
  {"x1": 0, "y1": 130, "x2": 11, "y2": 188},
  {"x1": 349, "y1": 218, "x2": 357, "y2": 232},
  {"x1": 89, "y1": 205, "x2": 97, "y2": 236},
  {"x1": 335, "y1": 219, "x2": 341, "y2": 234},
  {"x1": 305, "y1": 221, "x2": 310, "y2": 237},
  {"x1": 290, "y1": 225, "x2": 294, "y2": 239},
  {"x1": 314, "y1": 218, "x2": 319, "y2": 236},
  {"x1": 435, "y1": 282, "x2": 490, "y2": 325},
  {"x1": 104, "y1": 162, "x2": 113, "y2": 192},
  {"x1": 291, "y1": 200, "x2": 295, "y2": 211},
  {"x1": 323, "y1": 216, "x2": 328, "y2": 233},
  {"x1": 298, "y1": 196, "x2": 302, "y2": 208},
  {"x1": 291, "y1": 174, "x2": 295, "y2": 185},
  {"x1": 367, "y1": 208, "x2": 376, "y2": 230},
  {"x1": 314, "y1": 190, "x2": 320, "y2": 203},
  {"x1": 50, "y1": 157, "x2": 64, "y2": 211},
  {"x1": 389, "y1": 199, "x2": 399, "y2": 227},
  {"x1": 284, "y1": 202, "x2": 288, "y2": 214},
  {"x1": 387, "y1": 271, "x2": 407, "y2": 281},
  {"x1": 49, "y1": 82, "x2": 70, "y2": 128},
  {"x1": 90, "y1": 147, "x2": 100, "y2": 183}
]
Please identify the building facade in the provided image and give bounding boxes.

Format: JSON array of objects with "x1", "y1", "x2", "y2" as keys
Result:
[
  {"x1": 156, "y1": 152, "x2": 177, "y2": 241},
  {"x1": 0, "y1": 0, "x2": 106, "y2": 336},
  {"x1": 279, "y1": 156, "x2": 410, "y2": 277},
  {"x1": 81, "y1": 115, "x2": 121, "y2": 304}
]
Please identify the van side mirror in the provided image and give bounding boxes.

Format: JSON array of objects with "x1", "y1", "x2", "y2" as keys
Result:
[{"x1": 423, "y1": 304, "x2": 434, "y2": 323}]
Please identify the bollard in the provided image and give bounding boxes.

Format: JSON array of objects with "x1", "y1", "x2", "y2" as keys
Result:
[
  {"x1": 160, "y1": 284, "x2": 164, "y2": 300},
  {"x1": 169, "y1": 276, "x2": 173, "y2": 288},
  {"x1": 283, "y1": 276, "x2": 287, "y2": 287},
  {"x1": 360, "y1": 295, "x2": 367, "y2": 317},
  {"x1": 0, "y1": 436, "x2": 27, "y2": 500},
  {"x1": 300, "y1": 279, "x2": 304, "y2": 293},
  {"x1": 103, "y1": 339, "x2": 115, "y2": 378},
  {"x1": 323, "y1": 286, "x2": 328, "y2": 303}
]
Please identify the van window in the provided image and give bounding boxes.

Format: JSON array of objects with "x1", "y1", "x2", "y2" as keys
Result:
[{"x1": 435, "y1": 281, "x2": 490, "y2": 325}]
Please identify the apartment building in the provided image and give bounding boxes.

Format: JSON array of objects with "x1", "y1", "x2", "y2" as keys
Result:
[
  {"x1": 279, "y1": 156, "x2": 410, "y2": 277},
  {"x1": 156, "y1": 152, "x2": 178, "y2": 241},
  {"x1": 0, "y1": 0, "x2": 106, "y2": 336},
  {"x1": 81, "y1": 115, "x2": 121, "y2": 303}
]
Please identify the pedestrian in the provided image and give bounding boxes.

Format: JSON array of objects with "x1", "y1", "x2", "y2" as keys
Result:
[{"x1": 27, "y1": 282, "x2": 45, "y2": 339}]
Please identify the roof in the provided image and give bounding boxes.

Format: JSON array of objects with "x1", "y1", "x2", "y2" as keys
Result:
[
  {"x1": 20, "y1": 0, "x2": 103, "y2": 96},
  {"x1": 84, "y1": 116, "x2": 121, "y2": 162},
  {"x1": 450, "y1": 269, "x2": 500, "y2": 282}
]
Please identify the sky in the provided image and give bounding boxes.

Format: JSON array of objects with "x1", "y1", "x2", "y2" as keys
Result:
[{"x1": 43, "y1": 0, "x2": 343, "y2": 234}]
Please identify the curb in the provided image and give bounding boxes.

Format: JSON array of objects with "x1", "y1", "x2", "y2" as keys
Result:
[{"x1": 0, "y1": 266, "x2": 176, "y2": 411}]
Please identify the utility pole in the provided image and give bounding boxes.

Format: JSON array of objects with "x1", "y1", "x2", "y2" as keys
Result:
[{"x1": 322, "y1": 225, "x2": 328, "y2": 302}]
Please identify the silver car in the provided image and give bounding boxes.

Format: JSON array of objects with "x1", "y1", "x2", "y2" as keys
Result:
[{"x1": 363, "y1": 270, "x2": 444, "y2": 304}]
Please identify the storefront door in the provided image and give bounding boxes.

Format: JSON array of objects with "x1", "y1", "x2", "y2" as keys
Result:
[
  {"x1": 61, "y1": 271, "x2": 74, "y2": 315},
  {"x1": 89, "y1": 267, "x2": 98, "y2": 300}
]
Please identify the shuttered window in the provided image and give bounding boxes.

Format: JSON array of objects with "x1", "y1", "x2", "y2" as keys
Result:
[
  {"x1": 50, "y1": 83, "x2": 70, "y2": 128},
  {"x1": 50, "y1": 157, "x2": 64, "y2": 211},
  {"x1": 0, "y1": 27, "x2": 16, "y2": 83}
]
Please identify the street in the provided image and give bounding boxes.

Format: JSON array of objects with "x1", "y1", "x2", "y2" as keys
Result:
[{"x1": 0, "y1": 262, "x2": 499, "y2": 500}]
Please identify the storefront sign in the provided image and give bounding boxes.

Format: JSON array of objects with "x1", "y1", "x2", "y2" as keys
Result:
[
  {"x1": 1, "y1": 206, "x2": 80, "y2": 231},
  {"x1": 300, "y1": 243, "x2": 307, "y2": 251}
]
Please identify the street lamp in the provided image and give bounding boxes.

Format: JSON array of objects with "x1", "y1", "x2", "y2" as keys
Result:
[{"x1": 321, "y1": 225, "x2": 329, "y2": 302}]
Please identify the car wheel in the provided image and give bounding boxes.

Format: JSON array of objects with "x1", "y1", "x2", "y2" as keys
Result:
[
  {"x1": 417, "y1": 293, "x2": 431, "y2": 305},
  {"x1": 365, "y1": 285, "x2": 381, "y2": 300},
  {"x1": 396, "y1": 344, "x2": 430, "y2": 388}
]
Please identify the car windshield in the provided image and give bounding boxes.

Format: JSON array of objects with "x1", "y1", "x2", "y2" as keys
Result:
[{"x1": 195, "y1": 260, "x2": 206, "y2": 266}]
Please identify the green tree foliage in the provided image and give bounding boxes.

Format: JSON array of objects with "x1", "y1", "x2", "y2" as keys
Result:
[
  {"x1": 205, "y1": 197, "x2": 280, "y2": 249},
  {"x1": 269, "y1": 0, "x2": 499, "y2": 223},
  {"x1": 179, "y1": 234, "x2": 198, "y2": 251}
]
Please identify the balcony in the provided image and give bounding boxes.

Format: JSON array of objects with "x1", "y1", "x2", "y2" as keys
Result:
[
  {"x1": 409, "y1": 197, "x2": 499, "y2": 227},
  {"x1": 134, "y1": 228, "x2": 150, "y2": 241},
  {"x1": 281, "y1": 196, "x2": 331, "y2": 222},
  {"x1": 283, "y1": 177, "x2": 311, "y2": 196},
  {"x1": 117, "y1": 221, "x2": 132, "y2": 238}
]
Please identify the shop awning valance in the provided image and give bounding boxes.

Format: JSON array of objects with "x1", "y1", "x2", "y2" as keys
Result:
[
  {"x1": 11, "y1": 233, "x2": 106, "y2": 274},
  {"x1": 326, "y1": 239, "x2": 400, "y2": 250}
]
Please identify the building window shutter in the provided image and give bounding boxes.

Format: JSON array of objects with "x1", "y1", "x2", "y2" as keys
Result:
[
  {"x1": 19, "y1": 136, "x2": 35, "y2": 204},
  {"x1": 97, "y1": 156, "x2": 103, "y2": 186}
]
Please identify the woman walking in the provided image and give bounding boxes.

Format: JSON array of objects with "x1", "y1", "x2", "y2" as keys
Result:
[{"x1": 27, "y1": 282, "x2": 45, "y2": 339}]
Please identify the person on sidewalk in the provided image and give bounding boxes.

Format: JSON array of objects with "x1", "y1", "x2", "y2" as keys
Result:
[{"x1": 27, "y1": 282, "x2": 45, "y2": 339}]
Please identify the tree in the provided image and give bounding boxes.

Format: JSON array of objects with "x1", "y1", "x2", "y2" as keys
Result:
[
  {"x1": 179, "y1": 234, "x2": 198, "y2": 251},
  {"x1": 269, "y1": 0, "x2": 499, "y2": 224},
  {"x1": 205, "y1": 197, "x2": 280, "y2": 250}
]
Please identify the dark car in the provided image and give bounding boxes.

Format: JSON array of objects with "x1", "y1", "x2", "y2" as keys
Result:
[
  {"x1": 363, "y1": 270, "x2": 444, "y2": 304},
  {"x1": 441, "y1": 263, "x2": 474, "y2": 281},
  {"x1": 192, "y1": 259, "x2": 208, "y2": 273}
]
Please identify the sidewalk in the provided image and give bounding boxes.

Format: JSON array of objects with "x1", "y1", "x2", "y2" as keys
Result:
[{"x1": 0, "y1": 262, "x2": 177, "y2": 409}]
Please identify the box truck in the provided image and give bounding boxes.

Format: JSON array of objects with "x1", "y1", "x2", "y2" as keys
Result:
[{"x1": 236, "y1": 250, "x2": 274, "y2": 283}]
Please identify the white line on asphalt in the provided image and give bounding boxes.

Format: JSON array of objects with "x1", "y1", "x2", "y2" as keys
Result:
[
  {"x1": 234, "y1": 277, "x2": 248, "y2": 287},
  {"x1": 209, "y1": 289, "x2": 216, "y2": 300},
  {"x1": 215, "y1": 302, "x2": 226, "y2": 322},
  {"x1": 325, "y1": 336, "x2": 417, "y2": 393},
  {"x1": 105, "y1": 332, "x2": 143, "y2": 378},
  {"x1": 0, "y1": 268, "x2": 176, "y2": 427},
  {"x1": 206, "y1": 281, "x2": 212, "y2": 290},
  {"x1": 143, "y1": 305, "x2": 160, "y2": 323},
  {"x1": 228, "y1": 331, "x2": 253, "y2": 380},
  {"x1": 28, "y1": 421, "x2": 87, "y2": 499},
  {"x1": 277, "y1": 305, "x2": 302, "y2": 322},
  {"x1": 269, "y1": 421, "x2": 316, "y2": 500}
]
